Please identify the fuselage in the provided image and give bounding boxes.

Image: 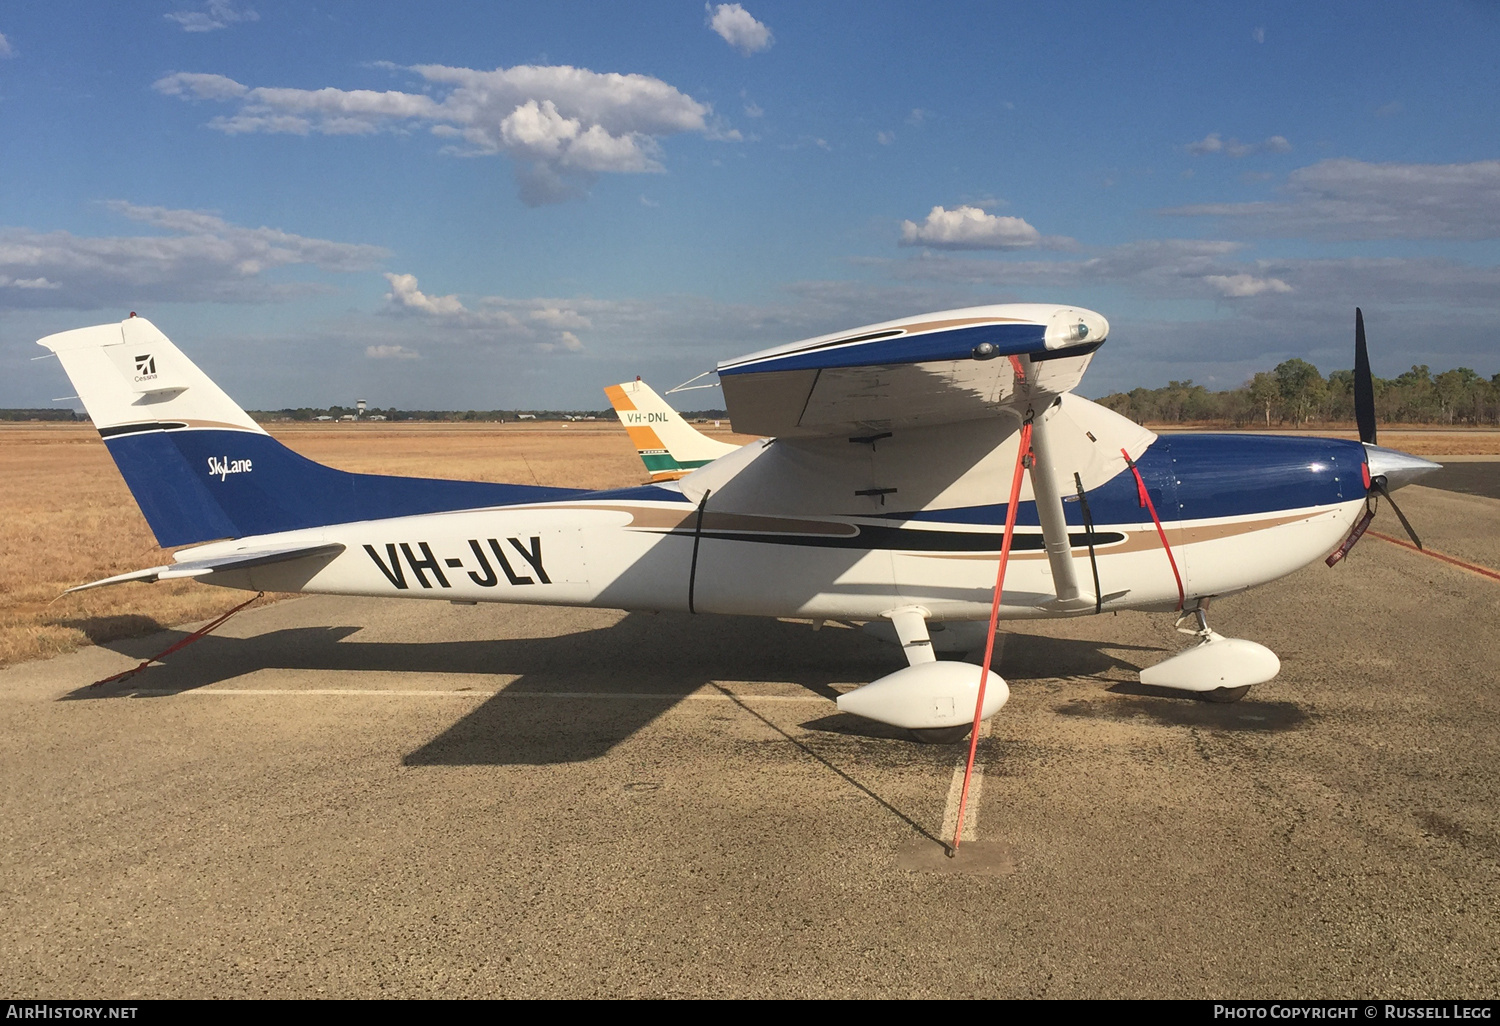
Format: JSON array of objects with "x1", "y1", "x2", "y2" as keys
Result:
[{"x1": 188, "y1": 425, "x2": 1369, "y2": 623}]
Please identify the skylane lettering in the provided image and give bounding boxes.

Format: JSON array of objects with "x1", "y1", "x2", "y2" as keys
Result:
[
  {"x1": 206, "y1": 455, "x2": 253, "y2": 481},
  {"x1": 363, "y1": 537, "x2": 550, "y2": 590}
]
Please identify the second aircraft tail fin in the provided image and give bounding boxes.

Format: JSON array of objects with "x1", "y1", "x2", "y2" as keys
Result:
[{"x1": 604, "y1": 378, "x2": 740, "y2": 481}]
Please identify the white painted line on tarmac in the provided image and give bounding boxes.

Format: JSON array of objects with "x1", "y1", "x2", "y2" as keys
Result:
[
  {"x1": 940, "y1": 719, "x2": 992, "y2": 843},
  {"x1": 126, "y1": 687, "x2": 832, "y2": 702}
]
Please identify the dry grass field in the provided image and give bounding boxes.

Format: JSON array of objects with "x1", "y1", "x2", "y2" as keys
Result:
[{"x1": 0, "y1": 420, "x2": 1492, "y2": 670}]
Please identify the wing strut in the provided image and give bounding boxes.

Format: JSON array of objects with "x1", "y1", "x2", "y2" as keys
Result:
[
  {"x1": 951, "y1": 418, "x2": 1033, "y2": 855},
  {"x1": 1027, "y1": 403, "x2": 1093, "y2": 611}
]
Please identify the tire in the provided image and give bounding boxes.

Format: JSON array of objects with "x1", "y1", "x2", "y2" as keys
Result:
[
  {"x1": 911, "y1": 724, "x2": 974, "y2": 744},
  {"x1": 1202, "y1": 685, "x2": 1251, "y2": 704}
]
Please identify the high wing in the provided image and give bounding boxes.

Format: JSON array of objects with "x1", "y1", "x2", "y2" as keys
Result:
[
  {"x1": 68, "y1": 543, "x2": 344, "y2": 592},
  {"x1": 706, "y1": 303, "x2": 1148, "y2": 612},
  {"x1": 716, "y1": 303, "x2": 1108, "y2": 438}
]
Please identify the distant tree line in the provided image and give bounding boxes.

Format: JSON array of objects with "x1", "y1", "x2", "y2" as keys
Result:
[
  {"x1": 245, "y1": 407, "x2": 731, "y2": 423},
  {"x1": 0, "y1": 408, "x2": 81, "y2": 421},
  {"x1": 1095, "y1": 361, "x2": 1500, "y2": 427},
  {"x1": 248, "y1": 406, "x2": 612, "y2": 422},
  {"x1": 24, "y1": 361, "x2": 1500, "y2": 431},
  {"x1": 0, "y1": 406, "x2": 735, "y2": 424}
]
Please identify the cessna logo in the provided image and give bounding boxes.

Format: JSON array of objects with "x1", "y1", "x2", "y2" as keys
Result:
[
  {"x1": 206, "y1": 456, "x2": 253, "y2": 481},
  {"x1": 134, "y1": 353, "x2": 157, "y2": 381},
  {"x1": 363, "y1": 537, "x2": 549, "y2": 590}
]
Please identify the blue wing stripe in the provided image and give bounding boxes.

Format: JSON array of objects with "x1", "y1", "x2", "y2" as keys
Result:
[{"x1": 718, "y1": 323, "x2": 1047, "y2": 376}]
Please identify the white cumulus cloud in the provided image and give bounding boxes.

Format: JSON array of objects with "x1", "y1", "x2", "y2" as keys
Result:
[
  {"x1": 383, "y1": 272, "x2": 466, "y2": 316},
  {"x1": 379, "y1": 274, "x2": 594, "y2": 354},
  {"x1": 1186, "y1": 133, "x2": 1291, "y2": 158},
  {"x1": 0, "y1": 202, "x2": 387, "y2": 309},
  {"x1": 366, "y1": 344, "x2": 419, "y2": 360},
  {"x1": 155, "y1": 62, "x2": 716, "y2": 205},
  {"x1": 154, "y1": 72, "x2": 251, "y2": 101},
  {"x1": 1204, "y1": 273, "x2": 1293, "y2": 297},
  {"x1": 165, "y1": 1, "x2": 259, "y2": 32},
  {"x1": 1163, "y1": 158, "x2": 1500, "y2": 241},
  {"x1": 537, "y1": 330, "x2": 585, "y2": 353},
  {"x1": 381, "y1": 273, "x2": 563, "y2": 336},
  {"x1": 707, "y1": 4, "x2": 773, "y2": 54},
  {"x1": 898, "y1": 205, "x2": 1043, "y2": 250},
  {"x1": 529, "y1": 306, "x2": 593, "y2": 330},
  {"x1": 0, "y1": 32, "x2": 13, "y2": 58}
]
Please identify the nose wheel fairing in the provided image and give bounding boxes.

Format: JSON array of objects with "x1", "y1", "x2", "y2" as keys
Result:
[{"x1": 1138, "y1": 604, "x2": 1280, "y2": 702}]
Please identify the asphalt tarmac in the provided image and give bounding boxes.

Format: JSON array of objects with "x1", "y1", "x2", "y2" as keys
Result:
[
  {"x1": 2, "y1": 482, "x2": 1497, "y2": 999},
  {"x1": 1422, "y1": 458, "x2": 1500, "y2": 500}
]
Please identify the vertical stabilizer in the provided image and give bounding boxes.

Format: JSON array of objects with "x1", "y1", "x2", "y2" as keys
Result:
[
  {"x1": 39, "y1": 316, "x2": 578, "y2": 547},
  {"x1": 604, "y1": 378, "x2": 740, "y2": 481},
  {"x1": 40, "y1": 316, "x2": 265, "y2": 436}
]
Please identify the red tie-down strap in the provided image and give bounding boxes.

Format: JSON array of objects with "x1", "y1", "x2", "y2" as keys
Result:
[
  {"x1": 1326, "y1": 503, "x2": 1376, "y2": 567},
  {"x1": 89, "y1": 591, "x2": 264, "y2": 688},
  {"x1": 1121, "y1": 449, "x2": 1184, "y2": 611},
  {"x1": 952, "y1": 418, "x2": 1034, "y2": 854}
]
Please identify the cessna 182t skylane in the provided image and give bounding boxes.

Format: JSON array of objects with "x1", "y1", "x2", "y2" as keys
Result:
[{"x1": 41, "y1": 304, "x2": 1437, "y2": 743}]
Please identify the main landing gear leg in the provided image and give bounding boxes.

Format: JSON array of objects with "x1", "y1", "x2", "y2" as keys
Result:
[
  {"x1": 1138, "y1": 598, "x2": 1281, "y2": 703},
  {"x1": 890, "y1": 606, "x2": 974, "y2": 743},
  {"x1": 837, "y1": 606, "x2": 1008, "y2": 744}
]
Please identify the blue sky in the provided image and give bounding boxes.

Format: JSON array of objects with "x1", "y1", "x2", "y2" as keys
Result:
[{"x1": 3, "y1": 1, "x2": 1499, "y2": 411}]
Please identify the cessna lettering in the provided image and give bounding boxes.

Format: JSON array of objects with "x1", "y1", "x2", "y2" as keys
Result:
[{"x1": 363, "y1": 537, "x2": 550, "y2": 590}]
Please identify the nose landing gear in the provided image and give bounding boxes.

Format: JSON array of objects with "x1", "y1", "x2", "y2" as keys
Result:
[{"x1": 1138, "y1": 600, "x2": 1280, "y2": 703}]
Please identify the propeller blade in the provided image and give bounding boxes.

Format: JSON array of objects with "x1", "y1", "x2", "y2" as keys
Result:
[
  {"x1": 1354, "y1": 307, "x2": 1377, "y2": 446},
  {"x1": 1375, "y1": 478, "x2": 1424, "y2": 550}
]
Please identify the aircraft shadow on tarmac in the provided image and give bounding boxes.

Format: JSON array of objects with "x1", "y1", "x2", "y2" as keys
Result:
[{"x1": 60, "y1": 612, "x2": 1299, "y2": 763}]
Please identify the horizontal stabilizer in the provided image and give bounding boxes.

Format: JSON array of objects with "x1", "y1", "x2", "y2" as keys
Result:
[{"x1": 68, "y1": 542, "x2": 345, "y2": 593}]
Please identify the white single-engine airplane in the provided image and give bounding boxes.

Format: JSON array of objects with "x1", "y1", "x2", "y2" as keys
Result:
[{"x1": 40, "y1": 304, "x2": 1438, "y2": 743}]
